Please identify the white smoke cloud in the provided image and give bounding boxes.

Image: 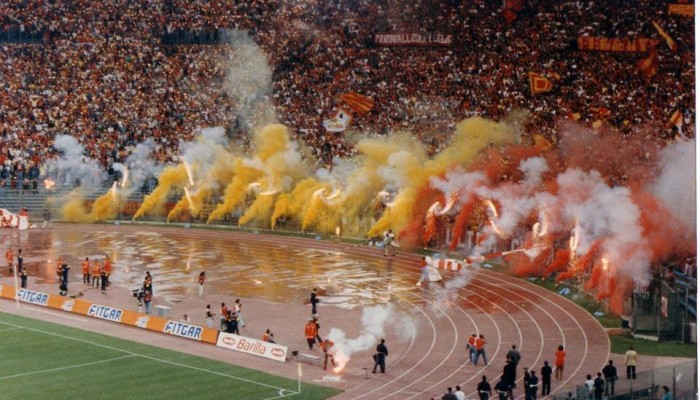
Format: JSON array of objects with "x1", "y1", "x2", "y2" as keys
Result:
[
  {"x1": 649, "y1": 138, "x2": 696, "y2": 236},
  {"x1": 49, "y1": 134, "x2": 105, "y2": 192},
  {"x1": 327, "y1": 304, "x2": 415, "y2": 370},
  {"x1": 556, "y1": 168, "x2": 651, "y2": 284},
  {"x1": 221, "y1": 30, "x2": 277, "y2": 131},
  {"x1": 123, "y1": 138, "x2": 161, "y2": 195}
]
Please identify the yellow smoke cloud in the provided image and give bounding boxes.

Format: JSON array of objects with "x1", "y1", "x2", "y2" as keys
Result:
[
  {"x1": 209, "y1": 124, "x2": 308, "y2": 223},
  {"x1": 90, "y1": 188, "x2": 118, "y2": 221},
  {"x1": 61, "y1": 190, "x2": 91, "y2": 223},
  {"x1": 168, "y1": 145, "x2": 238, "y2": 222},
  {"x1": 270, "y1": 177, "x2": 319, "y2": 229},
  {"x1": 129, "y1": 117, "x2": 518, "y2": 246},
  {"x1": 133, "y1": 164, "x2": 189, "y2": 220},
  {"x1": 238, "y1": 192, "x2": 276, "y2": 226}
]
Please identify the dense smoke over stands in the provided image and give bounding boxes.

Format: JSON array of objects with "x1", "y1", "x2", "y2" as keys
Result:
[{"x1": 58, "y1": 114, "x2": 695, "y2": 313}]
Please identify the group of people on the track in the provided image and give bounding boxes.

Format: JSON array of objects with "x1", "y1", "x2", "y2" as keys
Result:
[
  {"x1": 80, "y1": 256, "x2": 112, "y2": 293},
  {"x1": 434, "y1": 342, "x2": 646, "y2": 400},
  {"x1": 218, "y1": 299, "x2": 245, "y2": 334}
]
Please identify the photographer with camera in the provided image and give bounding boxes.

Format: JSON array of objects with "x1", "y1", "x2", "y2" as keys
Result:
[{"x1": 133, "y1": 288, "x2": 146, "y2": 312}]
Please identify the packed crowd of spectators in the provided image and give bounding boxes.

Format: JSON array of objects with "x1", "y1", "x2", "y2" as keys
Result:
[{"x1": 0, "y1": 0, "x2": 694, "y2": 187}]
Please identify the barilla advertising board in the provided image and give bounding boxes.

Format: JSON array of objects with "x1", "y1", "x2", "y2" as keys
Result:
[
  {"x1": 216, "y1": 332, "x2": 288, "y2": 362},
  {"x1": 0, "y1": 284, "x2": 219, "y2": 345}
]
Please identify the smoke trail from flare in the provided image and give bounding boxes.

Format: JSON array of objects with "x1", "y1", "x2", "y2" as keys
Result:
[{"x1": 327, "y1": 305, "x2": 415, "y2": 372}]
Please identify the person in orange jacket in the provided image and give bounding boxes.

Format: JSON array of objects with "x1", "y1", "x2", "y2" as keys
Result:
[
  {"x1": 55, "y1": 256, "x2": 63, "y2": 279},
  {"x1": 467, "y1": 332, "x2": 477, "y2": 365},
  {"x1": 103, "y1": 257, "x2": 112, "y2": 287},
  {"x1": 5, "y1": 247, "x2": 13, "y2": 273},
  {"x1": 474, "y1": 334, "x2": 488, "y2": 366},
  {"x1": 82, "y1": 257, "x2": 90, "y2": 284},
  {"x1": 304, "y1": 318, "x2": 318, "y2": 350},
  {"x1": 91, "y1": 259, "x2": 101, "y2": 288}
]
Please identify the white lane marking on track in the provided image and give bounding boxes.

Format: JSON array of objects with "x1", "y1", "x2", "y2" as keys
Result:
[
  {"x1": 0, "y1": 319, "x2": 294, "y2": 393},
  {"x1": 0, "y1": 355, "x2": 135, "y2": 381},
  {"x1": 154, "y1": 230, "x2": 589, "y2": 400},
  {"x1": 474, "y1": 271, "x2": 599, "y2": 398}
]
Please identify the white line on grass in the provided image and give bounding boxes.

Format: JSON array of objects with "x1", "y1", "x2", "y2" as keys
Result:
[
  {"x1": 0, "y1": 319, "x2": 298, "y2": 395},
  {"x1": 0, "y1": 327, "x2": 20, "y2": 333},
  {"x1": 0, "y1": 355, "x2": 135, "y2": 381},
  {"x1": 25, "y1": 305, "x2": 90, "y2": 322}
]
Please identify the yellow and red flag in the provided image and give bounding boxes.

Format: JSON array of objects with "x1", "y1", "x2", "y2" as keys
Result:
[
  {"x1": 338, "y1": 92, "x2": 375, "y2": 116},
  {"x1": 669, "y1": 109, "x2": 684, "y2": 137},
  {"x1": 652, "y1": 21, "x2": 678, "y2": 51},
  {"x1": 636, "y1": 47, "x2": 659, "y2": 80},
  {"x1": 528, "y1": 72, "x2": 553, "y2": 94}
]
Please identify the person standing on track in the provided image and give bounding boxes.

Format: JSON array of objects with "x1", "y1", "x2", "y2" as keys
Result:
[
  {"x1": 602, "y1": 360, "x2": 618, "y2": 395},
  {"x1": 234, "y1": 299, "x2": 245, "y2": 327},
  {"x1": 477, "y1": 375, "x2": 492, "y2": 400},
  {"x1": 198, "y1": 271, "x2": 205, "y2": 297},
  {"x1": 91, "y1": 259, "x2": 101, "y2": 288},
  {"x1": 417, "y1": 257, "x2": 431, "y2": 286},
  {"x1": 310, "y1": 288, "x2": 320, "y2": 316},
  {"x1": 441, "y1": 387, "x2": 458, "y2": 400},
  {"x1": 526, "y1": 369, "x2": 539, "y2": 400},
  {"x1": 383, "y1": 229, "x2": 396, "y2": 257},
  {"x1": 540, "y1": 360, "x2": 553, "y2": 396},
  {"x1": 100, "y1": 263, "x2": 108, "y2": 293},
  {"x1": 20, "y1": 267, "x2": 28, "y2": 288},
  {"x1": 503, "y1": 357, "x2": 517, "y2": 400},
  {"x1": 474, "y1": 334, "x2": 488, "y2": 366},
  {"x1": 554, "y1": 345, "x2": 566, "y2": 381},
  {"x1": 103, "y1": 256, "x2": 111, "y2": 287},
  {"x1": 220, "y1": 302, "x2": 228, "y2": 331},
  {"x1": 495, "y1": 375, "x2": 510, "y2": 400},
  {"x1": 467, "y1": 333, "x2": 477, "y2": 365},
  {"x1": 313, "y1": 317, "x2": 323, "y2": 344},
  {"x1": 593, "y1": 372, "x2": 605, "y2": 400},
  {"x1": 17, "y1": 249, "x2": 23, "y2": 274},
  {"x1": 205, "y1": 304, "x2": 214, "y2": 328},
  {"x1": 305, "y1": 317, "x2": 318, "y2": 350},
  {"x1": 624, "y1": 346, "x2": 637, "y2": 380},
  {"x1": 372, "y1": 338, "x2": 388, "y2": 373},
  {"x1": 507, "y1": 344, "x2": 521, "y2": 368},
  {"x1": 5, "y1": 247, "x2": 13, "y2": 274},
  {"x1": 453, "y1": 385, "x2": 466, "y2": 400},
  {"x1": 82, "y1": 257, "x2": 90, "y2": 284}
]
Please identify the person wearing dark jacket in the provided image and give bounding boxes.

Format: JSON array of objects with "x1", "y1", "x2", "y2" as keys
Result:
[
  {"x1": 503, "y1": 358, "x2": 517, "y2": 400},
  {"x1": 541, "y1": 360, "x2": 553, "y2": 396},
  {"x1": 602, "y1": 360, "x2": 618, "y2": 395},
  {"x1": 372, "y1": 338, "x2": 389, "y2": 373},
  {"x1": 477, "y1": 375, "x2": 492, "y2": 400}
]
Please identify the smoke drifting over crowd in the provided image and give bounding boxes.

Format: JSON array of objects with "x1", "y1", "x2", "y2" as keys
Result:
[{"x1": 52, "y1": 116, "x2": 695, "y2": 312}]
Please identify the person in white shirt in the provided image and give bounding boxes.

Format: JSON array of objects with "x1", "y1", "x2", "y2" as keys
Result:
[{"x1": 454, "y1": 384, "x2": 466, "y2": 400}]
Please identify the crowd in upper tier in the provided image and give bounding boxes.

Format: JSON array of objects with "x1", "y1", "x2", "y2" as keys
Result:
[{"x1": 0, "y1": 0, "x2": 694, "y2": 187}]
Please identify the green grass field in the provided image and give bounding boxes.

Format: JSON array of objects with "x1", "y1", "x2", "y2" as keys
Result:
[{"x1": 0, "y1": 312, "x2": 341, "y2": 400}]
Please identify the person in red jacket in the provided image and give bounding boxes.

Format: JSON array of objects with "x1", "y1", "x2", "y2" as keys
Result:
[
  {"x1": 304, "y1": 318, "x2": 318, "y2": 350},
  {"x1": 82, "y1": 257, "x2": 90, "y2": 284}
]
